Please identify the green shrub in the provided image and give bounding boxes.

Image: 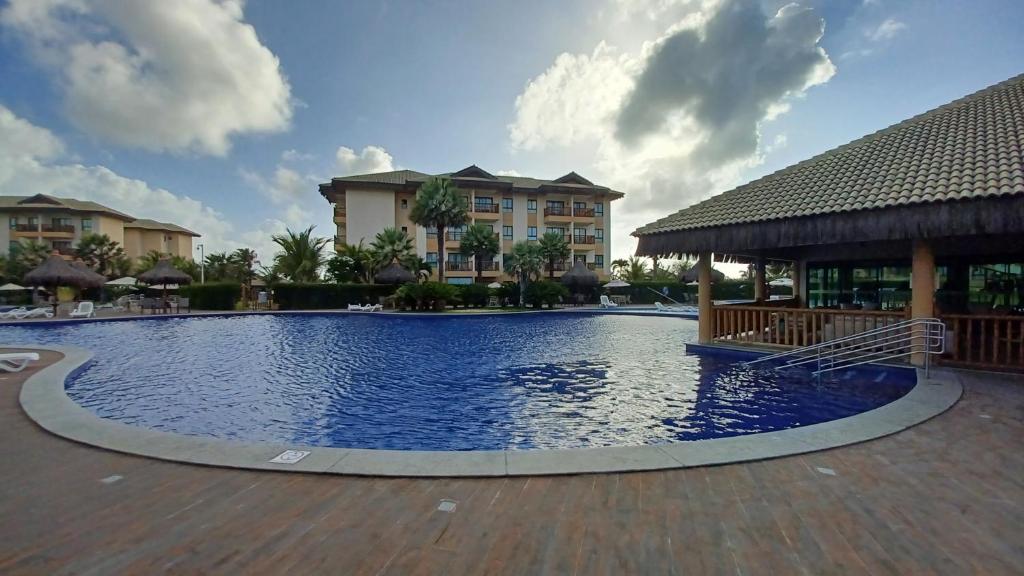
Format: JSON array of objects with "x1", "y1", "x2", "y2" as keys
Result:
[
  {"x1": 273, "y1": 283, "x2": 397, "y2": 310},
  {"x1": 601, "y1": 280, "x2": 790, "y2": 304},
  {"x1": 459, "y1": 283, "x2": 490, "y2": 308},
  {"x1": 525, "y1": 281, "x2": 568, "y2": 309},
  {"x1": 495, "y1": 281, "x2": 520, "y2": 306},
  {"x1": 179, "y1": 282, "x2": 241, "y2": 310},
  {"x1": 394, "y1": 282, "x2": 460, "y2": 311}
]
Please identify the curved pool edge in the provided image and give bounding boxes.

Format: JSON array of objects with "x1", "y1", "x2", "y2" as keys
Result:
[{"x1": 16, "y1": 344, "x2": 962, "y2": 478}]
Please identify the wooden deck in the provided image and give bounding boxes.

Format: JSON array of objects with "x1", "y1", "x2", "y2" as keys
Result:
[{"x1": 1, "y1": 351, "x2": 1022, "y2": 574}]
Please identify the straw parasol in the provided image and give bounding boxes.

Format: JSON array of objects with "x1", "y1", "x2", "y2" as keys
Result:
[
  {"x1": 560, "y1": 260, "x2": 599, "y2": 290},
  {"x1": 374, "y1": 260, "x2": 416, "y2": 285},
  {"x1": 24, "y1": 253, "x2": 104, "y2": 289},
  {"x1": 24, "y1": 252, "x2": 105, "y2": 313},
  {"x1": 138, "y1": 258, "x2": 193, "y2": 304},
  {"x1": 105, "y1": 276, "x2": 137, "y2": 286},
  {"x1": 680, "y1": 266, "x2": 725, "y2": 283},
  {"x1": 71, "y1": 260, "x2": 107, "y2": 286}
]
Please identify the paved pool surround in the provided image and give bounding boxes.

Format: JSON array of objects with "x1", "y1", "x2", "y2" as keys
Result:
[{"x1": 15, "y1": 340, "x2": 961, "y2": 477}]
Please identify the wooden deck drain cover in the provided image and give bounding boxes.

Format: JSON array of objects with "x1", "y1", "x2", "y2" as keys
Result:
[{"x1": 269, "y1": 450, "x2": 310, "y2": 464}]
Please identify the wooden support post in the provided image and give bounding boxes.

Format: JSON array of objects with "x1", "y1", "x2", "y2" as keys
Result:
[
  {"x1": 911, "y1": 240, "x2": 935, "y2": 366},
  {"x1": 754, "y1": 258, "x2": 766, "y2": 302},
  {"x1": 698, "y1": 252, "x2": 714, "y2": 344}
]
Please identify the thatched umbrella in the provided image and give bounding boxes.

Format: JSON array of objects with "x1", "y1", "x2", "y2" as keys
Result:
[
  {"x1": 374, "y1": 260, "x2": 416, "y2": 285},
  {"x1": 24, "y1": 252, "x2": 104, "y2": 313},
  {"x1": 138, "y1": 258, "x2": 193, "y2": 307},
  {"x1": 71, "y1": 260, "x2": 107, "y2": 286},
  {"x1": 680, "y1": 266, "x2": 725, "y2": 283},
  {"x1": 561, "y1": 260, "x2": 599, "y2": 290}
]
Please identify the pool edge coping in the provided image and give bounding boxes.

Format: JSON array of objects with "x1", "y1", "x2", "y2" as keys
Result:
[{"x1": 15, "y1": 344, "x2": 962, "y2": 478}]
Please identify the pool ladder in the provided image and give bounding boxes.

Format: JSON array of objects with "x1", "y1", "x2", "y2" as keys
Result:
[{"x1": 744, "y1": 318, "x2": 946, "y2": 378}]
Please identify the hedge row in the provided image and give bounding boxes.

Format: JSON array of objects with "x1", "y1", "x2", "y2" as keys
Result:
[
  {"x1": 273, "y1": 283, "x2": 397, "y2": 310},
  {"x1": 179, "y1": 282, "x2": 242, "y2": 310}
]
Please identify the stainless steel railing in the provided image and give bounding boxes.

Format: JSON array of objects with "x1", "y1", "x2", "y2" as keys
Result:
[{"x1": 745, "y1": 317, "x2": 946, "y2": 377}]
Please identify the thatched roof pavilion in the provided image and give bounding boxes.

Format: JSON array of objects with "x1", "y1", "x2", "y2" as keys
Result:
[
  {"x1": 561, "y1": 260, "x2": 599, "y2": 290},
  {"x1": 71, "y1": 260, "x2": 107, "y2": 286},
  {"x1": 138, "y1": 259, "x2": 193, "y2": 286},
  {"x1": 633, "y1": 73, "x2": 1024, "y2": 371},
  {"x1": 24, "y1": 253, "x2": 104, "y2": 289},
  {"x1": 374, "y1": 261, "x2": 416, "y2": 285}
]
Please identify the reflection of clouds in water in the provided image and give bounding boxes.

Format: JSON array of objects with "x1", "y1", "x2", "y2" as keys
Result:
[{"x1": 0, "y1": 314, "x2": 915, "y2": 450}]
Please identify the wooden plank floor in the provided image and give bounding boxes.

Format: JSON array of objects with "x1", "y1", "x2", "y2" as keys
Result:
[{"x1": 1, "y1": 351, "x2": 1021, "y2": 575}]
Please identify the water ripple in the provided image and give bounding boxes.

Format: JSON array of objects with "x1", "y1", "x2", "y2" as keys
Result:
[{"x1": 0, "y1": 314, "x2": 915, "y2": 450}]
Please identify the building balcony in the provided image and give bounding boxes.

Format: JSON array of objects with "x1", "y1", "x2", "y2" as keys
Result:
[
  {"x1": 13, "y1": 224, "x2": 38, "y2": 232},
  {"x1": 471, "y1": 203, "x2": 501, "y2": 219},
  {"x1": 53, "y1": 246, "x2": 75, "y2": 257},
  {"x1": 478, "y1": 261, "x2": 500, "y2": 271},
  {"x1": 543, "y1": 206, "x2": 573, "y2": 222},
  {"x1": 41, "y1": 224, "x2": 75, "y2": 236},
  {"x1": 574, "y1": 207, "x2": 596, "y2": 218},
  {"x1": 572, "y1": 235, "x2": 596, "y2": 246},
  {"x1": 445, "y1": 261, "x2": 473, "y2": 272},
  {"x1": 333, "y1": 212, "x2": 346, "y2": 224}
]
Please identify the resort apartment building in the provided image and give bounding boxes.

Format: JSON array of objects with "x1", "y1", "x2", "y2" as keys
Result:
[
  {"x1": 0, "y1": 194, "x2": 199, "y2": 261},
  {"x1": 319, "y1": 166, "x2": 623, "y2": 283}
]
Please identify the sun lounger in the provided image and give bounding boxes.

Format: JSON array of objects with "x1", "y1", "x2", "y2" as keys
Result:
[
  {"x1": 0, "y1": 352, "x2": 39, "y2": 372},
  {"x1": 69, "y1": 301, "x2": 95, "y2": 319},
  {"x1": 21, "y1": 307, "x2": 54, "y2": 319},
  {"x1": 655, "y1": 302, "x2": 698, "y2": 314},
  {"x1": 347, "y1": 303, "x2": 364, "y2": 311},
  {"x1": 600, "y1": 295, "x2": 618, "y2": 308},
  {"x1": 0, "y1": 307, "x2": 29, "y2": 320},
  {"x1": 364, "y1": 304, "x2": 383, "y2": 312}
]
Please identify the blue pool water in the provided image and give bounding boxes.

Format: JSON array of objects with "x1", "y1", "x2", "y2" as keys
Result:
[{"x1": 0, "y1": 313, "x2": 916, "y2": 451}]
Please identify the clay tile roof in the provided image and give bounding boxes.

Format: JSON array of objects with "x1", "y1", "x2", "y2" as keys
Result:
[{"x1": 635, "y1": 73, "x2": 1024, "y2": 236}]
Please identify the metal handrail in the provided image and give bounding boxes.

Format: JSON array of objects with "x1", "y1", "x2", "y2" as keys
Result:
[{"x1": 745, "y1": 317, "x2": 945, "y2": 377}]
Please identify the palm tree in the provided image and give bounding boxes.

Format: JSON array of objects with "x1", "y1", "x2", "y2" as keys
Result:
[
  {"x1": 370, "y1": 227, "x2": 415, "y2": 268},
  {"x1": 203, "y1": 252, "x2": 233, "y2": 282},
  {"x1": 229, "y1": 248, "x2": 258, "y2": 282},
  {"x1": 537, "y1": 231, "x2": 571, "y2": 279},
  {"x1": 504, "y1": 241, "x2": 544, "y2": 307},
  {"x1": 409, "y1": 176, "x2": 468, "y2": 283},
  {"x1": 137, "y1": 250, "x2": 165, "y2": 274},
  {"x1": 460, "y1": 223, "x2": 499, "y2": 282},
  {"x1": 333, "y1": 240, "x2": 377, "y2": 283},
  {"x1": 258, "y1": 264, "x2": 284, "y2": 286},
  {"x1": 622, "y1": 256, "x2": 650, "y2": 283},
  {"x1": 610, "y1": 258, "x2": 629, "y2": 279},
  {"x1": 11, "y1": 239, "x2": 51, "y2": 278},
  {"x1": 271, "y1": 226, "x2": 329, "y2": 282},
  {"x1": 75, "y1": 233, "x2": 126, "y2": 277}
]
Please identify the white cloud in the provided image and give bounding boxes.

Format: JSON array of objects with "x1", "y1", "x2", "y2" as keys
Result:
[
  {"x1": 239, "y1": 166, "x2": 314, "y2": 228},
  {"x1": 0, "y1": 103, "x2": 281, "y2": 259},
  {"x1": 494, "y1": 169, "x2": 522, "y2": 177},
  {"x1": 0, "y1": 0, "x2": 293, "y2": 156},
  {"x1": 508, "y1": 0, "x2": 834, "y2": 259},
  {"x1": 866, "y1": 18, "x2": 906, "y2": 42},
  {"x1": 335, "y1": 145, "x2": 395, "y2": 175}
]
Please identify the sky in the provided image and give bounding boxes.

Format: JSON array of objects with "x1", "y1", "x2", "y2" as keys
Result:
[{"x1": 0, "y1": 0, "x2": 1021, "y2": 271}]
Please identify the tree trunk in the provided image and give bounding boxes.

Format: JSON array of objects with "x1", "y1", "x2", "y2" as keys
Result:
[
  {"x1": 437, "y1": 225, "x2": 446, "y2": 284},
  {"x1": 475, "y1": 254, "x2": 482, "y2": 282},
  {"x1": 549, "y1": 258, "x2": 555, "y2": 280}
]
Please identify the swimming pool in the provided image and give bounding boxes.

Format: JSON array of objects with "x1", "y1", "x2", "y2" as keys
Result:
[{"x1": 2, "y1": 313, "x2": 915, "y2": 451}]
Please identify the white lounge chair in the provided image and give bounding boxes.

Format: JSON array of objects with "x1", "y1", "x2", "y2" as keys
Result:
[
  {"x1": 600, "y1": 295, "x2": 618, "y2": 308},
  {"x1": 0, "y1": 352, "x2": 39, "y2": 372},
  {"x1": 22, "y1": 307, "x2": 54, "y2": 319},
  {"x1": 364, "y1": 304, "x2": 383, "y2": 312},
  {"x1": 347, "y1": 303, "x2": 364, "y2": 311},
  {"x1": 655, "y1": 301, "x2": 698, "y2": 314},
  {"x1": 0, "y1": 307, "x2": 28, "y2": 320},
  {"x1": 69, "y1": 301, "x2": 95, "y2": 319}
]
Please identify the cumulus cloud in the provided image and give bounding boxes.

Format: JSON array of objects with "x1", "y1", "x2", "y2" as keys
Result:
[
  {"x1": 866, "y1": 18, "x2": 906, "y2": 41},
  {"x1": 239, "y1": 166, "x2": 315, "y2": 229},
  {"x1": 335, "y1": 145, "x2": 395, "y2": 175},
  {"x1": 0, "y1": 0, "x2": 293, "y2": 156},
  {"x1": 0, "y1": 103, "x2": 275, "y2": 258},
  {"x1": 508, "y1": 0, "x2": 834, "y2": 257}
]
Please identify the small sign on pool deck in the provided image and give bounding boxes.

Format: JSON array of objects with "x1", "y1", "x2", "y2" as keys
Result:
[{"x1": 270, "y1": 450, "x2": 310, "y2": 464}]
